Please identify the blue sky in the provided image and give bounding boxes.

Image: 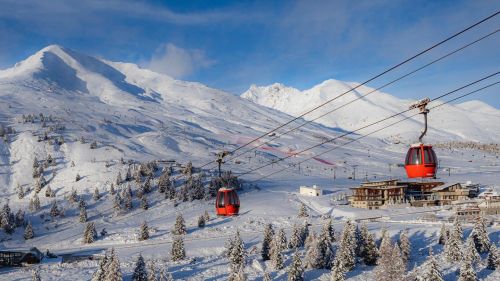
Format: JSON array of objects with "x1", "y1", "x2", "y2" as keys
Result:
[{"x1": 0, "y1": 0, "x2": 499, "y2": 107}]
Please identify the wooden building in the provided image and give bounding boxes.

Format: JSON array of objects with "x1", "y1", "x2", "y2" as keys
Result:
[
  {"x1": 0, "y1": 247, "x2": 43, "y2": 267},
  {"x1": 349, "y1": 180, "x2": 405, "y2": 209}
]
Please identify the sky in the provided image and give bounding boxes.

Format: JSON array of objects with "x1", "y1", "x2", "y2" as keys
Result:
[{"x1": 0, "y1": 0, "x2": 499, "y2": 107}]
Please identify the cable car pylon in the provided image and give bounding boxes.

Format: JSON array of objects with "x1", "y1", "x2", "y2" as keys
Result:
[
  {"x1": 215, "y1": 151, "x2": 240, "y2": 216},
  {"x1": 404, "y1": 98, "x2": 438, "y2": 178}
]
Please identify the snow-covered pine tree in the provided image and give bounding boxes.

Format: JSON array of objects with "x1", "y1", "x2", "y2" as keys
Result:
[
  {"x1": 93, "y1": 187, "x2": 100, "y2": 201},
  {"x1": 172, "y1": 214, "x2": 186, "y2": 235},
  {"x1": 45, "y1": 185, "x2": 53, "y2": 197},
  {"x1": 69, "y1": 188, "x2": 78, "y2": 204},
  {"x1": 92, "y1": 250, "x2": 108, "y2": 281},
  {"x1": 113, "y1": 193, "x2": 122, "y2": 212},
  {"x1": 33, "y1": 193, "x2": 41, "y2": 211},
  {"x1": 399, "y1": 229, "x2": 411, "y2": 266},
  {"x1": 203, "y1": 210, "x2": 210, "y2": 222},
  {"x1": 374, "y1": 243, "x2": 405, "y2": 281},
  {"x1": 171, "y1": 235, "x2": 186, "y2": 261},
  {"x1": 105, "y1": 248, "x2": 122, "y2": 281},
  {"x1": 190, "y1": 176, "x2": 205, "y2": 201},
  {"x1": 158, "y1": 173, "x2": 167, "y2": 193},
  {"x1": 76, "y1": 173, "x2": 81, "y2": 182},
  {"x1": 261, "y1": 223, "x2": 274, "y2": 261},
  {"x1": 110, "y1": 183, "x2": 116, "y2": 195},
  {"x1": 197, "y1": 215, "x2": 205, "y2": 228},
  {"x1": 287, "y1": 250, "x2": 304, "y2": 281},
  {"x1": 229, "y1": 230, "x2": 246, "y2": 268},
  {"x1": 138, "y1": 221, "x2": 150, "y2": 241},
  {"x1": 33, "y1": 156, "x2": 39, "y2": 169},
  {"x1": 486, "y1": 244, "x2": 499, "y2": 270},
  {"x1": 277, "y1": 228, "x2": 287, "y2": 252},
  {"x1": 322, "y1": 218, "x2": 335, "y2": 243},
  {"x1": 147, "y1": 261, "x2": 157, "y2": 281},
  {"x1": 445, "y1": 220, "x2": 463, "y2": 262},
  {"x1": 263, "y1": 271, "x2": 271, "y2": 281},
  {"x1": 123, "y1": 188, "x2": 133, "y2": 210},
  {"x1": 297, "y1": 203, "x2": 309, "y2": 218},
  {"x1": 50, "y1": 201, "x2": 60, "y2": 218},
  {"x1": 464, "y1": 236, "x2": 480, "y2": 265},
  {"x1": 453, "y1": 217, "x2": 464, "y2": 241},
  {"x1": 83, "y1": 222, "x2": 97, "y2": 244},
  {"x1": 24, "y1": 221, "x2": 34, "y2": 240},
  {"x1": 305, "y1": 235, "x2": 322, "y2": 269},
  {"x1": 116, "y1": 172, "x2": 122, "y2": 186},
  {"x1": 15, "y1": 209, "x2": 25, "y2": 227},
  {"x1": 304, "y1": 230, "x2": 316, "y2": 251},
  {"x1": 79, "y1": 205, "x2": 88, "y2": 223},
  {"x1": 132, "y1": 254, "x2": 148, "y2": 281},
  {"x1": 32, "y1": 267, "x2": 41, "y2": 281},
  {"x1": 143, "y1": 177, "x2": 152, "y2": 194},
  {"x1": 438, "y1": 223, "x2": 447, "y2": 245},
  {"x1": 228, "y1": 264, "x2": 247, "y2": 281},
  {"x1": 141, "y1": 194, "x2": 149, "y2": 210},
  {"x1": 288, "y1": 224, "x2": 302, "y2": 249},
  {"x1": 470, "y1": 215, "x2": 490, "y2": 253},
  {"x1": 317, "y1": 222, "x2": 334, "y2": 269},
  {"x1": 300, "y1": 221, "x2": 309, "y2": 246},
  {"x1": 17, "y1": 184, "x2": 24, "y2": 199},
  {"x1": 458, "y1": 256, "x2": 477, "y2": 281},
  {"x1": 165, "y1": 177, "x2": 175, "y2": 200},
  {"x1": 330, "y1": 255, "x2": 346, "y2": 281},
  {"x1": 421, "y1": 247, "x2": 443, "y2": 281},
  {"x1": 362, "y1": 231, "x2": 378, "y2": 266},
  {"x1": 158, "y1": 267, "x2": 174, "y2": 281},
  {"x1": 338, "y1": 220, "x2": 356, "y2": 271}
]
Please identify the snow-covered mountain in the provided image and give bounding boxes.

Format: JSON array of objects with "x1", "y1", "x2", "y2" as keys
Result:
[{"x1": 241, "y1": 80, "x2": 500, "y2": 143}]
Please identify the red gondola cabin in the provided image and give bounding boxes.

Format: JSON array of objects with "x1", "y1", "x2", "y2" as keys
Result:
[
  {"x1": 405, "y1": 143, "x2": 437, "y2": 178},
  {"x1": 216, "y1": 188, "x2": 240, "y2": 216}
]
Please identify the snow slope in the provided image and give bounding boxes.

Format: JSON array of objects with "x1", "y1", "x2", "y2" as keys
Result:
[{"x1": 241, "y1": 80, "x2": 500, "y2": 143}]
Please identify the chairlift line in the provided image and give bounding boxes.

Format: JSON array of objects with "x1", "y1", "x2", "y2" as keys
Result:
[
  {"x1": 239, "y1": 71, "x2": 499, "y2": 178},
  {"x1": 222, "y1": 29, "x2": 500, "y2": 166},
  {"x1": 198, "y1": 11, "x2": 499, "y2": 169},
  {"x1": 249, "y1": 80, "x2": 500, "y2": 182}
]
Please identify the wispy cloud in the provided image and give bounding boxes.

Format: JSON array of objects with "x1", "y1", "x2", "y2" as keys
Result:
[{"x1": 146, "y1": 43, "x2": 215, "y2": 79}]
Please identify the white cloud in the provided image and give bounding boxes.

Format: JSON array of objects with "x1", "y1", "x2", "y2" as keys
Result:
[{"x1": 146, "y1": 43, "x2": 215, "y2": 78}]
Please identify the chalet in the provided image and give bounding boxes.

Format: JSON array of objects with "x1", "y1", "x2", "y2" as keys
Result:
[
  {"x1": 299, "y1": 185, "x2": 322, "y2": 196},
  {"x1": 0, "y1": 247, "x2": 43, "y2": 267},
  {"x1": 431, "y1": 183, "x2": 475, "y2": 205},
  {"x1": 348, "y1": 179, "x2": 405, "y2": 209},
  {"x1": 478, "y1": 199, "x2": 500, "y2": 215}
]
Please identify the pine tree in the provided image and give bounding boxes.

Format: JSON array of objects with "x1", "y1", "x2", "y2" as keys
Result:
[
  {"x1": 263, "y1": 271, "x2": 271, "y2": 281},
  {"x1": 113, "y1": 193, "x2": 122, "y2": 212},
  {"x1": 261, "y1": 224, "x2": 274, "y2": 261},
  {"x1": 147, "y1": 261, "x2": 157, "y2": 281},
  {"x1": 143, "y1": 177, "x2": 152, "y2": 194},
  {"x1": 123, "y1": 188, "x2": 133, "y2": 210},
  {"x1": 487, "y1": 244, "x2": 499, "y2": 270},
  {"x1": 69, "y1": 188, "x2": 78, "y2": 203},
  {"x1": 166, "y1": 177, "x2": 175, "y2": 200},
  {"x1": 105, "y1": 248, "x2": 122, "y2": 281},
  {"x1": 305, "y1": 235, "x2": 322, "y2": 269},
  {"x1": 300, "y1": 221, "x2": 309, "y2": 246},
  {"x1": 14, "y1": 209, "x2": 25, "y2": 227},
  {"x1": 322, "y1": 219, "x2": 335, "y2": 243},
  {"x1": 79, "y1": 205, "x2": 88, "y2": 223},
  {"x1": 33, "y1": 193, "x2": 41, "y2": 211},
  {"x1": 92, "y1": 250, "x2": 108, "y2": 281},
  {"x1": 458, "y1": 257, "x2": 478, "y2": 281},
  {"x1": 17, "y1": 184, "x2": 24, "y2": 199},
  {"x1": 361, "y1": 231, "x2": 377, "y2": 266},
  {"x1": 45, "y1": 185, "x2": 53, "y2": 197},
  {"x1": 445, "y1": 219, "x2": 463, "y2": 262},
  {"x1": 228, "y1": 264, "x2": 247, "y2": 281},
  {"x1": 287, "y1": 250, "x2": 304, "y2": 281},
  {"x1": 83, "y1": 222, "x2": 97, "y2": 244},
  {"x1": 330, "y1": 255, "x2": 346, "y2": 281},
  {"x1": 203, "y1": 210, "x2": 210, "y2": 222},
  {"x1": 229, "y1": 230, "x2": 246, "y2": 268},
  {"x1": 399, "y1": 229, "x2": 411, "y2": 266},
  {"x1": 141, "y1": 195, "x2": 149, "y2": 210},
  {"x1": 197, "y1": 215, "x2": 205, "y2": 228},
  {"x1": 132, "y1": 254, "x2": 148, "y2": 281},
  {"x1": 116, "y1": 172, "x2": 122, "y2": 186},
  {"x1": 171, "y1": 235, "x2": 186, "y2": 261},
  {"x1": 93, "y1": 187, "x2": 100, "y2": 201},
  {"x1": 338, "y1": 220, "x2": 356, "y2": 271},
  {"x1": 24, "y1": 221, "x2": 34, "y2": 240},
  {"x1": 270, "y1": 234, "x2": 284, "y2": 270},
  {"x1": 464, "y1": 237, "x2": 480, "y2": 265},
  {"x1": 32, "y1": 268, "x2": 41, "y2": 281},
  {"x1": 298, "y1": 203, "x2": 309, "y2": 218},
  {"x1": 374, "y1": 243, "x2": 405, "y2": 281},
  {"x1": 277, "y1": 228, "x2": 287, "y2": 252},
  {"x1": 76, "y1": 173, "x2": 81, "y2": 182},
  {"x1": 289, "y1": 223, "x2": 302, "y2": 249},
  {"x1": 470, "y1": 216, "x2": 490, "y2": 253},
  {"x1": 50, "y1": 201, "x2": 60, "y2": 218},
  {"x1": 110, "y1": 183, "x2": 116, "y2": 195},
  {"x1": 138, "y1": 221, "x2": 150, "y2": 241},
  {"x1": 421, "y1": 247, "x2": 443, "y2": 281},
  {"x1": 172, "y1": 214, "x2": 186, "y2": 235},
  {"x1": 438, "y1": 223, "x2": 447, "y2": 245},
  {"x1": 158, "y1": 267, "x2": 174, "y2": 281}
]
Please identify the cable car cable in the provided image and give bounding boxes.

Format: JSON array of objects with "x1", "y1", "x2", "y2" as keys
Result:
[
  {"x1": 222, "y1": 29, "x2": 499, "y2": 166},
  {"x1": 249, "y1": 80, "x2": 500, "y2": 182},
  {"x1": 238, "y1": 71, "x2": 499, "y2": 177},
  {"x1": 198, "y1": 11, "x2": 500, "y2": 169}
]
